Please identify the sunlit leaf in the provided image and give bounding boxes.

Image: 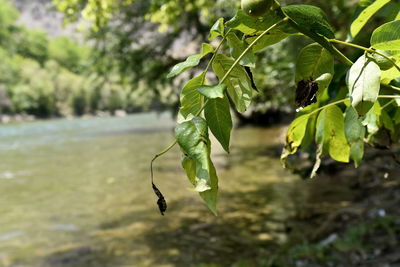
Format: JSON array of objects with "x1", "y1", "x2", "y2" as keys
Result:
[
  {"x1": 371, "y1": 20, "x2": 400, "y2": 50},
  {"x1": 212, "y1": 54, "x2": 253, "y2": 113},
  {"x1": 380, "y1": 52, "x2": 400, "y2": 84},
  {"x1": 281, "y1": 114, "x2": 310, "y2": 167},
  {"x1": 182, "y1": 155, "x2": 218, "y2": 215},
  {"x1": 347, "y1": 55, "x2": 381, "y2": 115},
  {"x1": 209, "y1": 18, "x2": 224, "y2": 40},
  {"x1": 204, "y1": 96, "x2": 232, "y2": 153},
  {"x1": 197, "y1": 84, "x2": 226, "y2": 99},
  {"x1": 316, "y1": 105, "x2": 350, "y2": 163},
  {"x1": 350, "y1": 0, "x2": 391, "y2": 39},
  {"x1": 167, "y1": 43, "x2": 214, "y2": 78},
  {"x1": 175, "y1": 117, "x2": 217, "y2": 197}
]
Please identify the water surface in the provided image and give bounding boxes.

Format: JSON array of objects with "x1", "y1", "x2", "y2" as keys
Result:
[{"x1": 0, "y1": 113, "x2": 307, "y2": 266}]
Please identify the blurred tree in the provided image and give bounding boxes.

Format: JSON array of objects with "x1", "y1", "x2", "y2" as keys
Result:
[
  {"x1": 52, "y1": 0, "x2": 366, "y2": 117},
  {"x1": 16, "y1": 28, "x2": 49, "y2": 65}
]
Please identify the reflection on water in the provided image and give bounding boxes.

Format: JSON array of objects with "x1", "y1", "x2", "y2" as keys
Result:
[{"x1": 0, "y1": 113, "x2": 307, "y2": 266}]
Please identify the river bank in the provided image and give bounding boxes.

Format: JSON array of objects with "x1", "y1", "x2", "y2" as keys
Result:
[{"x1": 0, "y1": 110, "x2": 129, "y2": 124}]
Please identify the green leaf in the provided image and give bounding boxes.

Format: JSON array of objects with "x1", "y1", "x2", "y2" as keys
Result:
[
  {"x1": 175, "y1": 117, "x2": 214, "y2": 190},
  {"x1": 380, "y1": 52, "x2": 400, "y2": 84},
  {"x1": 347, "y1": 55, "x2": 381, "y2": 115},
  {"x1": 197, "y1": 84, "x2": 226, "y2": 99},
  {"x1": 177, "y1": 73, "x2": 204, "y2": 123},
  {"x1": 245, "y1": 32, "x2": 290, "y2": 52},
  {"x1": 316, "y1": 105, "x2": 350, "y2": 163},
  {"x1": 295, "y1": 43, "x2": 334, "y2": 90},
  {"x1": 281, "y1": 114, "x2": 310, "y2": 167},
  {"x1": 282, "y1": 5, "x2": 335, "y2": 39},
  {"x1": 350, "y1": 0, "x2": 391, "y2": 39},
  {"x1": 381, "y1": 109, "x2": 395, "y2": 139},
  {"x1": 301, "y1": 114, "x2": 317, "y2": 149},
  {"x1": 209, "y1": 18, "x2": 224, "y2": 40},
  {"x1": 182, "y1": 155, "x2": 218, "y2": 215},
  {"x1": 371, "y1": 20, "x2": 400, "y2": 50},
  {"x1": 212, "y1": 54, "x2": 253, "y2": 113},
  {"x1": 226, "y1": 32, "x2": 256, "y2": 67},
  {"x1": 201, "y1": 43, "x2": 214, "y2": 56},
  {"x1": 362, "y1": 101, "x2": 381, "y2": 141},
  {"x1": 204, "y1": 96, "x2": 232, "y2": 153},
  {"x1": 344, "y1": 106, "x2": 365, "y2": 167},
  {"x1": 226, "y1": 9, "x2": 295, "y2": 35},
  {"x1": 167, "y1": 43, "x2": 214, "y2": 78}
]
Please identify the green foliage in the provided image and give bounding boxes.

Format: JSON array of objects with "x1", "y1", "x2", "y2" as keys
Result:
[
  {"x1": 16, "y1": 28, "x2": 48, "y2": 64},
  {"x1": 350, "y1": 0, "x2": 391, "y2": 39},
  {"x1": 48, "y1": 37, "x2": 90, "y2": 73},
  {"x1": 370, "y1": 20, "x2": 400, "y2": 50},
  {"x1": 204, "y1": 96, "x2": 232, "y2": 153},
  {"x1": 153, "y1": 0, "x2": 400, "y2": 212},
  {"x1": 177, "y1": 73, "x2": 205, "y2": 123},
  {"x1": 212, "y1": 54, "x2": 253, "y2": 113},
  {"x1": 176, "y1": 117, "x2": 218, "y2": 214},
  {"x1": 166, "y1": 44, "x2": 213, "y2": 78}
]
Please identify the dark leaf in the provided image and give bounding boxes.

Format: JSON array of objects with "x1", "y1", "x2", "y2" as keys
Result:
[
  {"x1": 295, "y1": 79, "x2": 319, "y2": 107},
  {"x1": 152, "y1": 182, "x2": 167, "y2": 215}
]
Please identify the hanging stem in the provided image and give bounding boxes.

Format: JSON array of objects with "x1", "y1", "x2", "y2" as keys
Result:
[{"x1": 329, "y1": 39, "x2": 400, "y2": 72}]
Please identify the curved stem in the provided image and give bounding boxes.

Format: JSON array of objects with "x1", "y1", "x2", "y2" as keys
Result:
[
  {"x1": 329, "y1": 39, "x2": 400, "y2": 72},
  {"x1": 219, "y1": 18, "x2": 289, "y2": 84},
  {"x1": 150, "y1": 140, "x2": 177, "y2": 184}
]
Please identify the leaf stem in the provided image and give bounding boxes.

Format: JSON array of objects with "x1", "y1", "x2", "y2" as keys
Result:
[
  {"x1": 203, "y1": 29, "x2": 231, "y2": 80},
  {"x1": 302, "y1": 94, "x2": 400, "y2": 118},
  {"x1": 329, "y1": 39, "x2": 400, "y2": 72},
  {"x1": 381, "y1": 99, "x2": 395, "y2": 110},
  {"x1": 150, "y1": 140, "x2": 177, "y2": 184},
  {"x1": 219, "y1": 18, "x2": 289, "y2": 85},
  {"x1": 378, "y1": 95, "x2": 400, "y2": 99},
  {"x1": 305, "y1": 99, "x2": 347, "y2": 117}
]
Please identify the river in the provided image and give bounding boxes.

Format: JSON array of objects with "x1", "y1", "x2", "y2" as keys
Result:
[{"x1": 0, "y1": 113, "x2": 310, "y2": 266}]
